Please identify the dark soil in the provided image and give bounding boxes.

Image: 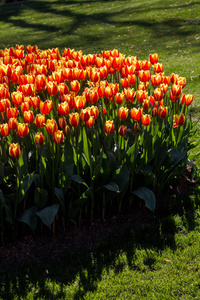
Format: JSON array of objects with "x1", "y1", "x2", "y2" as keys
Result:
[{"x1": 0, "y1": 166, "x2": 195, "y2": 274}]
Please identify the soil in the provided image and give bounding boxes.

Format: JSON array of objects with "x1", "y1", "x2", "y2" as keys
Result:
[{"x1": 0, "y1": 166, "x2": 195, "y2": 274}]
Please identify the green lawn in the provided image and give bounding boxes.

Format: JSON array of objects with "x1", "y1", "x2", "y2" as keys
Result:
[{"x1": 0, "y1": 0, "x2": 200, "y2": 298}]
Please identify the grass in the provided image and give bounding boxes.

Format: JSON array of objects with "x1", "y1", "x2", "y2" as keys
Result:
[{"x1": 0, "y1": 0, "x2": 200, "y2": 298}]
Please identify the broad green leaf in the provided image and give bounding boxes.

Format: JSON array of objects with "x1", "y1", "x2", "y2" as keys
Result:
[
  {"x1": 36, "y1": 204, "x2": 59, "y2": 229},
  {"x1": 82, "y1": 126, "x2": 91, "y2": 167},
  {"x1": 54, "y1": 187, "x2": 66, "y2": 215},
  {"x1": 18, "y1": 172, "x2": 35, "y2": 203},
  {"x1": 68, "y1": 187, "x2": 91, "y2": 222},
  {"x1": 71, "y1": 174, "x2": 89, "y2": 188},
  {"x1": 18, "y1": 207, "x2": 38, "y2": 232},
  {"x1": 111, "y1": 164, "x2": 130, "y2": 192},
  {"x1": 132, "y1": 187, "x2": 156, "y2": 212},
  {"x1": 188, "y1": 152, "x2": 200, "y2": 161},
  {"x1": 104, "y1": 182, "x2": 120, "y2": 192},
  {"x1": 34, "y1": 187, "x2": 48, "y2": 210}
]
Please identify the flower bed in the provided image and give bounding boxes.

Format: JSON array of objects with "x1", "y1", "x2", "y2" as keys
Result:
[{"x1": 0, "y1": 45, "x2": 197, "y2": 244}]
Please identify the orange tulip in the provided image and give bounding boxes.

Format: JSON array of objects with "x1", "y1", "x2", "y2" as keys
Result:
[
  {"x1": 141, "y1": 114, "x2": 151, "y2": 126},
  {"x1": 0, "y1": 99, "x2": 10, "y2": 113},
  {"x1": 57, "y1": 101, "x2": 70, "y2": 116},
  {"x1": 151, "y1": 74, "x2": 162, "y2": 86},
  {"x1": 171, "y1": 84, "x2": 182, "y2": 97},
  {"x1": 71, "y1": 80, "x2": 80, "y2": 93},
  {"x1": 142, "y1": 99, "x2": 150, "y2": 110},
  {"x1": 153, "y1": 88, "x2": 163, "y2": 102},
  {"x1": 115, "y1": 93, "x2": 125, "y2": 105},
  {"x1": 40, "y1": 100, "x2": 53, "y2": 115},
  {"x1": 173, "y1": 114, "x2": 185, "y2": 127},
  {"x1": 35, "y1": 74, "x2": 47, "y2": 93},
  {"x1": 7, "y1": 107, "x2": 18, "y2": 119},
  {"x1": 124, "y1": 88, "x2": 135, "y2": 104},
  {"x1": 9, "y1": 143, "x2": 21, "y2": 157},
  {"x1": 158, "y1": 106, "x2": 168, "y2": 118},
  {"x1": 35, "y1": 114, "x2": 46, "y2": 128},
  {"x1": 118, "y1": 125, "x2": 127, "y2": 136},
  {"x1": 136, "y1": 90, "x2": 148, "y2": 103},
  {"x1": 118, "y1": 107, "x2": 129, "y2": 120},
  {"x1": 153, "y1": 63, "x2": 164, "y2": 73},
  {"x1": 149, "y1": 53, "x2": 159, "y2": 64},
  {"x1": 152, "y1": 107, "x2": 157, "y2": 117},
  {"x1": 17, "y1": 123, "x2": 29, "y2": 138},
  {"x1": 58, "y1": 117, "x2": 67, "y2": 129},
  {"x1": 80, "y1": 108, "x2": 90, "y2": 122},
  {"x1": 90, "y1": 106, "x2": 99, "y2": 120},
  {"x1": 130, "y1": 107, "x2": 143, "y2": 121},
  {"x1": 47, "y1": 81, "x2": 58, "y2": 96},
  {"x1": 23, "y1": 110, "x2": 34, "y2": 124},
  {"x1": 0, "y1": 123, "x2": 10, "y2": 136},
  {"x1": 11, "y1": 91, "x2": 24, "y2": 107},
  {"x1": 53, "y1": 130, "x2": 64, "y2": 144},
  {"x1": 8, "y1": 117, "x2": 18, "y2": 130},
  {"x1": 181, "y1": 94, "x2": 193, "y2": 106},
  {"x1": 86, "y1": 116, "x2": 95, "y2": 128},
  {"x1": 35, "y1": 132, "x2": 45, "y2": 145},
  {"x1": 69, "y1": 112, "x2": 80, "y2": 127},
  {"x1": 104, "y1": 120, "x2": 114, "y2": 134},
  {"x1": 46, "y1": 119, "x2": 58, "y2": 135},
  {"x1": 121, "y1": 77, "x2": 130, "y2": 88},
  {"x1": 64, "y1": 125, "x2": 70, "y2": 137},
  {"x1": 139, "y1": 70, "x2": 151, "y2": 82},
  {"x1": 31, "y1": 96, "x2": 41, "y2": 109},
  {"x1": 74, "y1": 95, "x2": 86, "y2": 109}
]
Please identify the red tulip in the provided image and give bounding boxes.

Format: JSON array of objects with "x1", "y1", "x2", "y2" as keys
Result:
[
  {"x1": 104, "y1": 120, "x2": 114, "y2": 134},
  {"x1": 9, "y1": 143, "x2": 21, "y2": 157}
]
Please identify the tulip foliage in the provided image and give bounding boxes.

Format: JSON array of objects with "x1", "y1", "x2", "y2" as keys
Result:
[{"x1": 0, "y1": 45, "x2": 197, "y2": 244}]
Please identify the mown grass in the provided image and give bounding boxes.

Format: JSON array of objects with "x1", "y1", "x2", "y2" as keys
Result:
[{"x1": 0, "y1": 0, "x2": 200, "y2": 298}]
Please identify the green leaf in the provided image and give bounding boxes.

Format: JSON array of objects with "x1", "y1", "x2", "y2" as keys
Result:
[
  {"x1": 18, "y1": 172, "x2": 35, "y2": 203},
  {"x1": 18, "y1": 147, "x2": 28, "y2": 176},
  {"x1": 82, "y1": 126, "x2": 91, "y2": 167},
  {"x1": 18, "y1": 207, "x2": 38, "y2": 232},
  {"x1": 0, "y1": 190, "x2": 5, "y2": 209},
  {"x1": 132, "y1": 187, "x2": 156, "y2": 212},
  {"x1": 71, "y1": 175, "x2": 89, "y2": 188},
  {"x1": 188, "y1": 152, "x2": 200, "y2": 161},
  {"x1": 104, "y1": 182, "x2": 120, "y2": 192},
  {"x1": 34, "y1": 187, "x2": 48, "y2": 210},
  {"x1": 68, "y1": 187, "x2": 91, "y2": 222},
  {"x1": 111, "y1": 164, "x2": 130, "y2": 192},
  {"x1": 36, "y1": 204, "x2": 59, "y2": 229}
]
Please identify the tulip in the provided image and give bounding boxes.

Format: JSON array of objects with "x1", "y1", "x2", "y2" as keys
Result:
[
  {"x1": 23, "y1": 110, "x2": 34, "y2": 124},
  {"x1": 35, "y1": 114, "x2": 46, "y2": 128},
  {"x1": 69, "y1": 112, "x2": 80, "y2": 127},
  {"x1": 124, "y1": 88, "x2": 135, "y2": 104},
  {"x1": 181, "y1": 94, "x2": 193, "y2": 106},
  {"x1": 7, "y1": 107, "x2": 18, "y2": 119},
  {"x1": 31, "y1": 96, "x2": 41, "y2": 109},
  {"x1": 90, "y1": 106, "x2": 99, "y2": 120},
  {"x1": 40, "y1": 100, "x2": 53, "y2": 114},
  {"x1": 58, "y1": 118, "x2": 67, "y2": 129},
  {"x1": 35, "y1": 74, "x2": 47, "y2": 93},
  {"x1": 141, "y1": 114, "x2": 151, "y2": 126},
  {"x1": 46, "y1": 119, "x2": 58, "y2": 135},
  {"x1": 142, "y1": 60, "x2": 151, "y2": 70},
  {"x1": 53, "y1": 130, "x2": 64, "y2": 144},
  {"x1": 118, "y1": 107, "x2": 129, "y2": 120},
  {"x1": 8, "y1": 117, "x2": 18, "y2": 130},
  {"x1": 57, "y1": 101, "x2": 70, "y2": 116},
  {"x1": 153, "y1": 88, "x2": 163, "y2": 102},
  {"x1": 142, "y1": 99, "x2": 150, "y2": 110},
  {"x1": 149, "y1": 53, "x2": 159, "y2": 64},
  {"x1": 9, "y1": 143, "x2": 21, "y2": 157},
  {"x1": 152, "y1": 107, "x2": 157, "y2": 117},
  {"x1": 17, "y1": 123, "x2": 29, "y2": 138},
  {"x1": 35, "y1": 132, "x2": 45, "y2": 145},
  {"x1": 115, "y1": 93, "x2": 125, "y2": 105},
  {"x1": 74, "y1": 95, "x2": 86, "y2": 109},
  {"x1": 71, "y1": 80, "x2": 80, "y2": 93},
  {"x1": 151, "y1": 74, "x2": 162, "y2": 86},
  {"x1": 153, "y1": 63, "x2": 164, "y2": 73},
  {"x1": 0, "y1": 123, "x2": 10, "y2": 136},
  {"x1": 160, "y1": 83, "x2": 168, "y2": 94},
  {"x1": 47, "y1": 81, "x2": 58, "y2": 96},
  {"x1": 136, "y1": 90, "x2": 148, "y2": 103},
  {"x1": 80, "y1": 108, "x2": 90, "y2": 122},
  {"x1": 0, "y1": 99, "x2": 10, "y2": 113},
  {"x1": 173, "y1": 114, "x2": 185, "y2": 127},
  {"x1": 130, "y1": 107, "x2": 143, "y2": 121},
  {"x1": 11, "y1": 91, "x2": 24, "y2": 107},
  {"x1": 158, "y1": 106, "x2": 168, "y2": 118},
  {"x1": 139, "y1": 70, "x2": 151, "y2": 82},
  {"x1": 121, "y1": 77, "x2": 130, "y2": 88},
  {"x1": 64, "y1": 125, "x2": 70, "y2": 137},
  {"x1": 118, "y1": 125, "x2": 127, "y2": 136},
  {"x1": 86, "y1": 116, "x2": 95, "y2": 128},
  {"x1": 104, "y1": 120, "x2": 114, "y2": 134},
  {"x1": 171, "y1": 84, "x2": 182, "y2": 97}
]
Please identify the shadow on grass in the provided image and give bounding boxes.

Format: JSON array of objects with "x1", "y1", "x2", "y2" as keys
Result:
[
  {"x1": 0, "y1": 0, "x2": 200, "y2": 50},
  {"x1": 0, "y1": 179, "x2": 199, "y2": 299}
]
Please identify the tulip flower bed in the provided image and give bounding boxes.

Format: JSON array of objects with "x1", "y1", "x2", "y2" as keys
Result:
[{"x1": 0, "y1": 45, "x2": 197, "y2": 244}]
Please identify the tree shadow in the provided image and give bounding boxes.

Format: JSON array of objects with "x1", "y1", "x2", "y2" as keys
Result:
[
  {"x1": 0, "y1": 0, "x2": 199, "y2": 50},
  {"x1": 0, "y1": 179, "x2": 199, "y2": 299}
]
